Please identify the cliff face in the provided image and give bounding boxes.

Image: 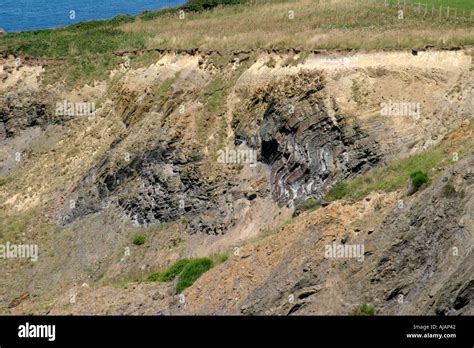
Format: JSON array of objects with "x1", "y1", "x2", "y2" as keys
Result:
[
  {"x1": 236, "y1": 71, "x2": 382, "y2": 205},
  {"x1": 0, "y1": 48, "x2": 472, "y2": 315}
]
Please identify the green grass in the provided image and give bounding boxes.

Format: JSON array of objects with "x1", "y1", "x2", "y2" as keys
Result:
[
  {"x1": 326, "y1": 153, "x2": 434, "y2": 201},
  {"x1": 1, "y1": 13, "x2": 137, "y2": 58},
  {"x1": 197, "y1": 64, "x2": 249, "y2": 149},
  {"x1": 139, "y1": 8, "x2": 178, "y2": 21},
  {"x1": 132, "y1": 234, "x2": 146, "y2": 246},
  {"x1": 147, "y1": 259, "x2": 191, "y2": 282},
  {"x1": 139, "y1": 0, "x2": 247, "y2": 20},
  {"x1": 213, "y1": 253, "x2": 229, "y2": 264},
  {"x1": 260, "y1": 227, "x2": 276, "y2": 238},
  {"x1": 147, "y1": 254, "x2": 229, "y2": 291},
  {"x1": 293, "y1": 198, "x2": 321, "y2": 217},
  {"x1": 129, "y1": 50, "x2": 164, "y2": 69},
  {"x1": 352, "y1": 302, "x2": 376, "y2": 316},
  {"x1": 0, "y1": 211, "x2": 33, "y2": 241},
  {"x1": 325, "y1": 124, "x2": 472, "y2": 201},
  {"x1": 0, "y1": 17, "x2": 149, "y2": 86},
  {"x1": 176, "y1": 258, "x2": 214, "y2": 293},
  {"x1": 388, "y1": 0, "x2": 474, "y2": 11},
  {"x1": 410, "y1": 170, "x2": 429, "y2": 192},
  {"x1": 183, "y1": 0, "x2": 249, "y2": 11}
]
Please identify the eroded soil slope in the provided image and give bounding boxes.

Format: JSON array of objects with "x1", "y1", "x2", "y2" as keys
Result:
[{"x1": 0, "y1": 48, "x2": 472, "y2": 314}]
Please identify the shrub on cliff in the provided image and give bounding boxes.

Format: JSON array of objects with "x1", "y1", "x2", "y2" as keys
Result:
[{"x1": 409, "y1": 170, "x2": 429, "y2": 193}]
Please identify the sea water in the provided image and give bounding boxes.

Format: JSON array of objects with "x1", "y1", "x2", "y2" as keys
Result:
[{"x1": 0, "y1": 0, "x2": 185, "y2": 32}]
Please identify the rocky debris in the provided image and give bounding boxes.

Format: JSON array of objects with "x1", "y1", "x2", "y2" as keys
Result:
[{"x1": 0, "y1": 74, "x2": 54, "y2": 139}]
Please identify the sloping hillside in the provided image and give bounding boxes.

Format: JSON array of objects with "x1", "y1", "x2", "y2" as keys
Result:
[{"x1": 0, "y1": 0, "x2": 473, "y2": 315}]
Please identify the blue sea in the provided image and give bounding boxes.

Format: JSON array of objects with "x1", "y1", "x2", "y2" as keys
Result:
[{"x1": 0, "y1": 0, "x2": 185, "y2": 32}]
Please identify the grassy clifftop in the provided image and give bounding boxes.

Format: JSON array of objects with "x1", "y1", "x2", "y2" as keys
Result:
[{"x1": 1, "y1": 0, "x2": 472, "y2": 86}]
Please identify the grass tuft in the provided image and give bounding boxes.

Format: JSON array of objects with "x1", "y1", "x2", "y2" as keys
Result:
[
  {"x1": 352, "y1": 302, "x2": 376, "y2": 315},
  {"x1": 132, "y1": 234, "x2": 146, "y2": 246},
  {"x1": 147, "y1": 259, "x2": 191, "y2": 282},
  {"x1": 176, "y1": 258, "x2": 214, "y2": 293},
  {"x1": 146, "y1": 253, "x2": 228, "y2": 291},
  {"x1": 410, "y1": 170, "x2": 429, "y2": 192}
]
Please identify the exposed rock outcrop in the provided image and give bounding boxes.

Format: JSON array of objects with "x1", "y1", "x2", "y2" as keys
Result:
[{"x1": 0, "y1": 48, "x2": 472, "y2": 315}]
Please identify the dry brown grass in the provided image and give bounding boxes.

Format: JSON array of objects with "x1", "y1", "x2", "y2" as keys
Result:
[{"x1": 122, "y1": 0, "x2": 474, "y2": 50}]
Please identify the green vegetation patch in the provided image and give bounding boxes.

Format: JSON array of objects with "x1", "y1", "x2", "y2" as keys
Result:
[
  {"x1": 147, "y1": 259, "x2": 191, "y2": 282},
  {"x1": 410, "y1": 170, "x2": 429, "y2": 192},
  {"x1": 66, "y1": 14, "x2": 136, "y2": 31},
  {"x1": 325, "y1": 124, "x2": 473, "y2": 202},
  {"x1": 132, "y1": 234, "x2": 146, "y2": 246},
  {"x1": 0, "y1": 16, "x2": 149, "y2": 86},
  {"x1": 140, "y1": 0, "x2": 246, "y2": 21},
  {"x1": 388, "y1": 0, "x2": 474, "y2": 11},
  {"x1": 139, "y1": 8, "x2": 177, "y2": 21},
  {"x1": 352, "y1": 302, "x2": 376, "y2": 316},
  {"x1": 147, "y1": 253, "x2": 228, "y2": 292},
  {"x1": 183, "y1": 0, "x2": 249, "y2": 12},
  {"x1": 176, "y1": 258, "x2": 214, "y2": 293},
  {"x1": 0, "y1": 208, "x2": 58, "y2": 243},
  {"x1": 129, "y1": 50, "x2": 164, "y2": 69},
  {"x1": 214, "y1": 253, "x2": 229, "y2": 264},
  {"x1": 293, "y1": 198, "x2": 321, "y2": 217}
]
